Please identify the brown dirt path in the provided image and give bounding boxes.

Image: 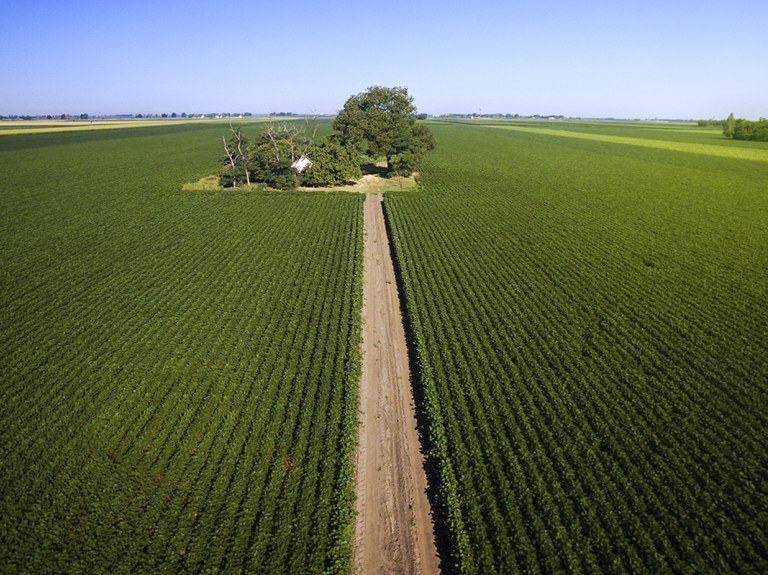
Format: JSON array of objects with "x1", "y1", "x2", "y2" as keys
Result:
[{"x1": 353, "y1": 194, "x2": 440, "y2": 575}]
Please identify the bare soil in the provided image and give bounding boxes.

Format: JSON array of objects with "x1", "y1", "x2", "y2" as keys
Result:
[
  {"x1": 297, "y1": 173, "x2": 418, "y2": 193},
  {"x1": 354, "y1": 194, "x2": 440, "y2": 574},
  {"x1": 182, "y1": 172, "x2": 418, "y2": 193}
]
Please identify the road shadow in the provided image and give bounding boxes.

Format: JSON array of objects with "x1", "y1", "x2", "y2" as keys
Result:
[{"x1": 381, "y1": 198, "x2": 455, "y2": 575}]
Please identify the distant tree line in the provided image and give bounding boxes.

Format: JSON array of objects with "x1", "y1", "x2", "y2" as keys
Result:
[
  {"x1": 723, "y1": 113, "x2": 768, "y2": 142},
  {"x1": 0, "y1": 112, "x2": 244, "y2": 120},
  {"x1": 698, "y1": 114, "x2": 768, "y2": 142},
  {"x1": 0, "y1": 113, "x2": 89, "y2": 120},
  {"x1": 696, "y1": 119, "x2": 724, "y2": 127}
]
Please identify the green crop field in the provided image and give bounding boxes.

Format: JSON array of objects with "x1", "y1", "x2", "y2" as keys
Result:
[
  {"x1": 386, "y1": 121, "x2": 768, "y2": 573},
  {"x1": 2, "y1": 118, "x2": 767, "y2": 574},
  {"x1": 0, "y1": 124, "x2": 363, "y2": 574}
]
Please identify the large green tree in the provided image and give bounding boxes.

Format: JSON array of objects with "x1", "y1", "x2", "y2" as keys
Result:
[{"x1": 332, "y1": 86, "x2": 435, "y2": 175}]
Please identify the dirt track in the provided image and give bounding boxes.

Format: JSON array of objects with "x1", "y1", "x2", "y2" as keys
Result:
[{"x1": 353, "y1": 194, "x2": 440, "y2": 575}]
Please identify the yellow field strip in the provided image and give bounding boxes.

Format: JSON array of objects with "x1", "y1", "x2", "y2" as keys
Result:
[
  {"x1": 0, "y1": 118, "x2": 273, "y2": 136},
  {"x1": 486, "y1": 125, "x2": 768, "y2": 163}
]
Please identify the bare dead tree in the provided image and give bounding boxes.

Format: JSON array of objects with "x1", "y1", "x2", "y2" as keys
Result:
[
  {"x1": 303, "y1": 113, "x2": 319, "y2": 157},
  {"x1": 264, "y1": 121, "x2": 288, "y2": 163},
  {"x1": 264, "y1": 115, "x2": 318, "y2": 165},
  {"x1": 223, "y1": 124, "x2": 251, "y2": 187},
  {"x1": 230, "y1": 124, "x2": 251, "y2": 186},
  {"x1": 223, "y1": 135, "x2": 238, "y2": 188}
]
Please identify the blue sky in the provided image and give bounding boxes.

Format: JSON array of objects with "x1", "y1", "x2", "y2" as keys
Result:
[{"x1": 1, "y1": 0, "x2": 766, "y2": 119}]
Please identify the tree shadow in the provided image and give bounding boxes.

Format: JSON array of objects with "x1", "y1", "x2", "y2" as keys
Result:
[{"x1": 361, "y1": 162, "x2": 389, "y2": 176}]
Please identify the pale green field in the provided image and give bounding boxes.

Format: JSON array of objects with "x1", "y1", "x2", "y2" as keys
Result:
[{"x1": 485, "y1": 124, "x2": 768, "y2": 162}]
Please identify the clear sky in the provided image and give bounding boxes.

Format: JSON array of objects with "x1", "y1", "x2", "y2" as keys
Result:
[{"x1": 1, "y1": 0, "x2": 766, "y2": 119}]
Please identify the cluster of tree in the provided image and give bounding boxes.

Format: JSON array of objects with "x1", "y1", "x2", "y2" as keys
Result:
[
  {"x1": 220, "y1": 86, "x2": 436, "y2": 189},
  {"x1": 697, "y1": 114, "x2": 768, "y2": 142},
  {"x1": 723, "y1": 113, "x2": 768, "y2": 142},
  {"x1": 220, "y1": 120, "x2": 362, "y2": 190}
]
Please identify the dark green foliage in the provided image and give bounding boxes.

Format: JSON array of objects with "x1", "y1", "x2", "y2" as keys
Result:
[
  {"x1": 247, "y1": 139, "x2": 299, "y2": 189},
  {"x1": 333, "y1": 86, "x2": 415, "y2": 158},
  {"x1": 0, "y1": 124, "x2": 363, "y2": 574},
  {"x1": 386, "y1": 122, "x2": 768, "y2": 574},
  {"x1": 724, "y1": 112, "x2": 736, "y2": 138},
  {"x1": 301, "y1": 140, "x2": 362, "y2": 187},
  {"x1": 332, "y1": 86, "x2": 435, "y2": 174},
  {"x1": 724, "y1": 114, "x2": 768, "y2": 141},
  {"x1": 220, "y1": 137, "x2": 298, "y2": 190},
  {"x1": 387, "y1": 123, "x2": 436, "y2": 176}
]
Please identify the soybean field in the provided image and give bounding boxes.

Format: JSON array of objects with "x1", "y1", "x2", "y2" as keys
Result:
[
  {"x1": 3, "y1": 118, "x2": 768, "y2": 575},
  {"x1": 386, "y1": 121, "x2": 768, "y2": 574},
  {"x1": 0, "y1": 124, "x2": 363, "y2": 574}
]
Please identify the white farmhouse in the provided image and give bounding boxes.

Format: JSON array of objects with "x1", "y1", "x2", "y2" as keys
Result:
[{"x1": 292, "y1": 155, "x2": 313, "y2": 173}]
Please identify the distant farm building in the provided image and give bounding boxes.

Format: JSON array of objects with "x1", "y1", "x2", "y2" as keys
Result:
[{"x1": 292, "y1": 155, "x2": 313, "y2": 173}]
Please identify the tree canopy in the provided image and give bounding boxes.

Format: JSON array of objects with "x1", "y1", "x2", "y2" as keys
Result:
[
  {"x1": 301, "y1": 140, "x2": 362, "y2": 187},
  {"x1": 332, "y1": 86, "x2": 435, "y2": 175},
  {"x1": 218, "y1": 86, "x2": 435, "y2": 189}
]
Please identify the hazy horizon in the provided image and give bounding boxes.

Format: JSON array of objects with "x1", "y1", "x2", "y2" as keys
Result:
[{"x1": 2, "y1": 0, "x2": 766, "y2": 120}]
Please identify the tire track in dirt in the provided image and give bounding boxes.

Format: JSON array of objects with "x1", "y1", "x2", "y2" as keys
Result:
[{"x1": 354, "y1": 194, "x2": 440, "y2": 574}]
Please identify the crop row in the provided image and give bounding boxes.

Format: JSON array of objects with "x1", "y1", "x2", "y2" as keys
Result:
[
  {"x1": 0, "y1": 126, "x2": 363, "y2": 574},
  {"x1": 385, "y1": 123, "x2": 768, "y2": 573}
]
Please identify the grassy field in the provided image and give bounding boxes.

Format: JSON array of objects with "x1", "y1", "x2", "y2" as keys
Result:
[
  {"x1": 0, "y1": 123, "x2": 363, "y2": 573},
  {"x1": 386, "y1": 121, "x2": 768, "y2": 573}
]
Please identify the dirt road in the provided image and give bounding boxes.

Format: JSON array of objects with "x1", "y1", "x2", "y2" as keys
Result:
[{"x1": 354, "y1": 194, "x2": 440, "y2": 575}]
